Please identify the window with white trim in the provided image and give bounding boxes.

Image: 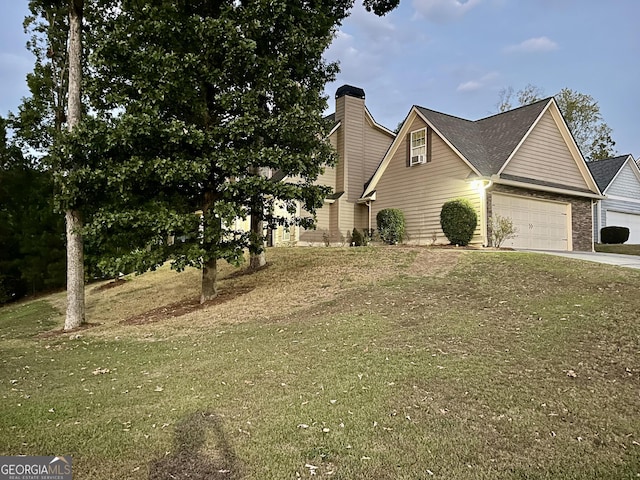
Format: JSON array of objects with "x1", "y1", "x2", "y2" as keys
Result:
[
  {"x1": 410, "y1": 128, "x2": 427, "y2": 165},
  {"x1": 282, "y1": 227, "x2": 291, "y2": 242}
]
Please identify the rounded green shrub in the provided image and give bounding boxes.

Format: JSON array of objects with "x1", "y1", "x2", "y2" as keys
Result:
[
  {"x1": 376, "y1": 208, "x2": 405, "y2": 245},
  {"x1": 600, "y1": 226, "x2": 629, "y2": 244},
  {"x1": 440, "y1": 199, "x2": 477, "y2": 246}
]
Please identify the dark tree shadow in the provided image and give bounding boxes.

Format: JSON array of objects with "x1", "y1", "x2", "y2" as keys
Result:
[{"x1": 148, "y1": 412, "x2": 243, "y2": 480}]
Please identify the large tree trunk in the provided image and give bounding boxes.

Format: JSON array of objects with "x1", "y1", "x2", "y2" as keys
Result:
[
  {"x1": 249, "y1": 166, "x2": 267, "y2": 269},
  {"x1": 249, "y1": 201, "x2": 266, "y2": 270},
  {"x1": 64, "y1": 0, "x2": 84, "y2": 331},
  {"x1": 200, "y1": 256, "x2": 217, "y2": 303},
  {"x1": 64, "y1": 209, "x2": 85, "y2": 329}
]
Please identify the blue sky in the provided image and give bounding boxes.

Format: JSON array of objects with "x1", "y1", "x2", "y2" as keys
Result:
[{"x1": 1, "y1": 0, "x2": 638, "y2": 157}]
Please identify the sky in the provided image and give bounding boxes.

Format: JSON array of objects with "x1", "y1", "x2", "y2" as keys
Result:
[{"x1": 1, "y1": 0, "x2": 638, "y2": 157}]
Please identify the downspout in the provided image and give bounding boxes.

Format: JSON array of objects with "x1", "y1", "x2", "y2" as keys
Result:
[
  {"x1": 596, "y1": 199, "x2": 601, "y2": 244},
  {"x1": 367, "y1": 201, "x2": 372, "y2": 233}
]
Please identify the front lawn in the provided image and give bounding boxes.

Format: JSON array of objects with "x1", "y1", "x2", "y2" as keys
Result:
[
  {"x1": 1, "y1": 247, "x2": 639, "y2": 479},
  {"x1": 595, "y1": 243, "x2": 640, "y2": 255}
]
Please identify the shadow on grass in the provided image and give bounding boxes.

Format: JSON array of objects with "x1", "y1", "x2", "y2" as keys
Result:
[{"x1": 148, "y1": 412, "x2": 242, "y2": 480}]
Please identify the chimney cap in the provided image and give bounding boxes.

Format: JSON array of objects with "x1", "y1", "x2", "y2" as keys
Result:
[{"x1": 336, "y1": 85, "x2": 365, "y2": 99}]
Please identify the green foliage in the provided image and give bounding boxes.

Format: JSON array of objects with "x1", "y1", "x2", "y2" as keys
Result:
[
  {"x1": 600, "y1": 226, "x2": 629, "y2": 244},
  {"x1": 0, "y1": 119, "x2": 65, "y2": 303},
  {"x1": 490, "y1": 215, "x2": 518, "y2": 248},
  {"x1": 350, "y1": 228, "x2": 372, "y2": 247},
  {"x1": 73, "y1": 0, "x2": 353, "y2": 281},
  {"x1": 555, "y1": 88, "x2": 616, "y2": 161},
  {"x1": 11, "y1": 0, "x2": 70, "y2": 155},
  {"x1": 440, "y1": 199, "x2": 477, "y2": 246},
  {"x1": 377, "y1": 209, "x2": 405, "y2": 245}
]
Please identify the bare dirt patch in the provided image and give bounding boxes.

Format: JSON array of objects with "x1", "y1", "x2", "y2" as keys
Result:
[
  {"x1": 121, "y1": 286, "x2": 255, "y2": 325},
  {"x1": 91, "y1": 278, "x2": 127, "y2": 292}
]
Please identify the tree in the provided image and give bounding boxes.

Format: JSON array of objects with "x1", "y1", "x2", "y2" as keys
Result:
[
  {"x1": 0, "y1": 118, "x2": 65, "y2": 303},
  {"x1": 79, "y1": 0, "x2": 399, "y2": 301},
  {"x1": 495, "y1": 85, "x2": 616, "y2": 160},
  {"x1": 55, "y1": 0, "x2": 85, "y2": 330},
  {"x1": 554, "y1": 88, "x2": 615, "y2": 161},
  {"x1": 13, "y1": 0, "x2": 69, "y2": 155}
]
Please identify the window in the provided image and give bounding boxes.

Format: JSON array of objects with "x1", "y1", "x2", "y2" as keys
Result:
[
  {"x1": 282, "y1": 227, "x2": 291, "y2": 242},
  {"x1": 410, "y1": 129, "x2": 427, "y2": 165}
]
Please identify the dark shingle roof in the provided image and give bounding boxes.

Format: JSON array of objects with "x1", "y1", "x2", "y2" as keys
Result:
[
  {"x1": 587, "y1": 155, "x2": 629, "y2": 192},
  {"x1": 324, "y1": 112, "x2": 335, "y2": 124},
  {"x1": 416, "y1": 99, "x2": 550, "y2": 176}
]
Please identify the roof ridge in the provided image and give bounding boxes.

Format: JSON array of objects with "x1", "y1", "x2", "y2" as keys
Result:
[
  {"x1": 475, "y1": 97, "x2": 552, "y2": 122},
  {"x1": 414, "y1": 105, "x2": 476, "y2": 123}
]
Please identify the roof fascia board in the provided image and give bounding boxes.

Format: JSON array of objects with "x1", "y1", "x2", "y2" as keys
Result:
[
  {"x1": 491, "y1": 175, "x2": 605, "y2": 199},
  {"x1": 547, "y1": 100, "x2": 602, "y2": 194},
  {"x1": 361, "y1": 108, "x2": 418, "y2": 198},
  {"x1": 497, "y1": 100, "x2": 551, "y2": 175},
  {"x1": 328, "y1": 120, "x2": 341, "y2": 137},
  {"x1": 606, "y1": 155, "x2": 640, "y2": 193},
  {"x1": 497, "y1": 98, "x2": 601, "y2": 195},
  {"x1": 364, "y1": 106, "x2": 396, "y2": 137},
  {"x1": 361, "y1": 107, "x2": 480, "y2": 199},
  {"x1": 414, "y1": 109, "x2": 481, "y2": 176}
]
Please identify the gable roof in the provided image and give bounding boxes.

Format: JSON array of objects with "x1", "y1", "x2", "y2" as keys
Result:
[
  {"x1": 587, "y1": 154, "x2": 636, "y2": 192},
  {"x1": 363, "y1": 98, "x2": 602, "y2": 199},
  {"x1": 415, "y1": 99, "x2": 549, "y2": 176}
]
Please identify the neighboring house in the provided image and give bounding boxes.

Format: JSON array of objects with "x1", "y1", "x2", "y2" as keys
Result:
[
  {"x1": 298, "y1": 85, "x2": 396, "y2": 245},
  {"x1": 361, "y1": 97, "x2": 603, "y2": 251},
  {"x1": 588, "y1": 154, "x2": 640, "y2": 244}
]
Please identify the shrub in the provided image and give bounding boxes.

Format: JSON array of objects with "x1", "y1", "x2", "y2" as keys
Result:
[
  {"x1": 350, "y1": 228, "x2": 365, "y2": 246},
  {"x1": 490, "y1": 215, "x2": 518, "y2": 247},
  {"x1": 440, "y1": 199, "x2": 477, "y2": 246},
  {"x1": 601, "y1": 226, "x2": 629, "y2": 244},
  {"x1": 376, "y1": 209, "x2": 405, "y2": 245}
]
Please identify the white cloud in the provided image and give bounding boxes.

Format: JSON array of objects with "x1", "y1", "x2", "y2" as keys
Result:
[
  {"x1": 412, "y1": 0, "x2": 481, "y2": 23},
  {"x1": 504, "y1": 36, "x2": 559, "y2": 54},
  {"x1": 456, "y1": 71, "x2": 499, "y2": 92}
]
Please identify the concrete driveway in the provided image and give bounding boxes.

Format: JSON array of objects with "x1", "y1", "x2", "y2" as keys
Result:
[{"x1": 520, "y1": 250, "x2": 640, "y2": 270}]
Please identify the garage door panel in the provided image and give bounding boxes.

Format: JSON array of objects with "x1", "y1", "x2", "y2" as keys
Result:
[
  {"x1": 493, "y1": 194, "x2": 569, "y2": 250},
  {"x1": 607, "y1": 211, "x2": 640, "y2": 244}
]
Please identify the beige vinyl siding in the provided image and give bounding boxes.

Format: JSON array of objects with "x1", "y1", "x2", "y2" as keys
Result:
[
  {"x1": 299, "y1": 201, "x2": 332, "y2": 244},
  {"x1": 503, "y1": 110, "x2": 589, "y2": 190},
  {"x1": 371, "y1": 116, "x2": 482, "y2": 245},
  {"x1": 331, "y1": 95, "x2": 394, "y2": 240},
  {"x1": 363, "y1": 120, "x2": 394, "y2": 185}
]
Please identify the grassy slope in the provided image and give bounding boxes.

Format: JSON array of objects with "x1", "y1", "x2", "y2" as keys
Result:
[
  {"x1": 1, "y1": 247, "x2": 639, "y2": 479},
  {"x1": 595, "y1": 243, "x2": 640, "y2": 256}
]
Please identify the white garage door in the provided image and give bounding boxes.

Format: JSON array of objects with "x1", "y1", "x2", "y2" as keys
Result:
[
  {"x1": 493, "y1": 194, "x2": 570, "y2": 250},
  {"x1": 607, "y1": 211, "x2": 640, "y2": 244}
]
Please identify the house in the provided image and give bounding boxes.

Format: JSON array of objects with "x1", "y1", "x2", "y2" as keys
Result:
[
  {"x1": 588, "y1": 155, "x2": 640, "y2": 244},
  {"x1": 360, "y1": 97, "x2": 603, "y2": 251},
  {"x1": 297, "y1": 85, "x2": 396, "y2": 245}
]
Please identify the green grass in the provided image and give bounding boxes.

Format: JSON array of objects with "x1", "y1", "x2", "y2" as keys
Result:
[
  {"x1": 1, "y1": 248, "x2": 640, "y2": 479},
  {"x1": 595, "y1": 243, "x2": 640, "y2": 255}
]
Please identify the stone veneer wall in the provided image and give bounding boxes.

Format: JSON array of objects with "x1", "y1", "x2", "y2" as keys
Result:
[{"x1": 487, "y1": 184, "x2": 594, "y2": 252}]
